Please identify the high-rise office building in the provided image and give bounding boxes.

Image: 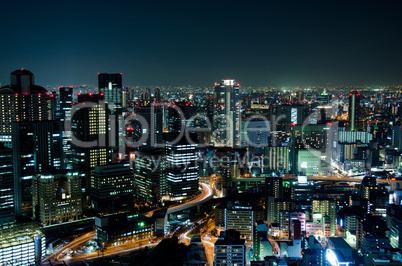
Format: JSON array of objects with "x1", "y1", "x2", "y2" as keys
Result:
[
  {"x1": 276, "y1": 103, "x2": 310, "y2": 126},
  {"x1": 71, "y1": 93, "x2": 110, "y2": 208},
  {"x1": 32, "y1": 171, "x2": 82, "y2": 225},
  {"x1": 154, "y1": 87, "x2": 161, "y2": 102},
  {"x1": 12, "y1": 120, "x2": 63, "y2": 217},
  {"x1": 214, "y1": 148, "x2": 245, "y2": 197},
  {"x1": 0, "y1": 69, "x2": 51, "y2": 147},
  {"x1": 91, "y1": 163, "x2": 134, "y2": 213},
  {"x1": 348, "y1": 90, "x2": 362, "y2": 131},
  {"x1": 59, "y1": 87, "x2": 74, "y2": 168},
  {"x1": 167, "y1": 102, "x2": 196, "y2": 133},
  {"x1": 166, "y1": 134, "x2": 199, "y2": 199},
  {"x1": 253, "y1": 221, "x2": 272, "y2": 260},
  {"x1": 98, "y1": 74, "x2": 126, "y2": 154},
  {"x1": 0, "y1": 144, "x2": 14, "y2": 225},
  {"x1": 264, "y1": 146, "x2": 290, "y2": 173},
  {"x1": 213, "y1": 79, "x2": 240, "y2": 147},
  {"x1": 225, "y1": 206, "x2": 254, "y2": 241},
  {"x1": 98, "y1": 73, "x2": 123, "y2": 109},
  {"x1": 59, "y1": 86, "x2": 73, "y2": 122},
  {"x1": 133, "y1": 105, "x2": 164, "y2": 150},
  {"x1": 291, "y1": 123, "x2": 331, "y2": 174},
  {"x1": 133, "y1": 149, "x2": 166, "y2": 206},
  {"x1": 312, "y1": 199, "x2": 336, "y2": 237}
]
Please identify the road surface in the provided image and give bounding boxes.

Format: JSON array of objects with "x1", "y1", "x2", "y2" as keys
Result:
[
  {"x1": 144, "y1": 179, "x2": 216, "y2": 217},
  {"x1": 43, "y1": 179, "x2": 216, "y2": 264},
  {"x1": 41, "y1": 232, "x2": 96, "y2": 265}
]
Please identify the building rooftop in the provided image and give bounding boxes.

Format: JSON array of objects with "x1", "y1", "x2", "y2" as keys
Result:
[{"x1": 327, "y1": 237, "x2": 352, "y2": 249}]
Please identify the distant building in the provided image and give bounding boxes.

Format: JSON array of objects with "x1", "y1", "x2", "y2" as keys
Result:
[
  {"x1": 98, "y1": 73, "x2": 124, "y2": 108},
  {"x1": 348, "y1": 90, "x2": 362, "y2": 131},
  {"x1": 264, "y1": 146, "x2": 290, "y2": 173},
  {"x1": 253, "y1": 221, "x2": 272, "y2": 260},
  {"x1": 59, "y1": 86, "x2": 74, "y2": 168},
  {"x1": 276, "y1": 104, "x2": 309, "y2": 125},
  {"x1": 291, "y1": 123, "x2": 331, "y2": 174},
  {"x1": 213, "y1": 79, "x2": 240, "y2": 148},
  {"x1": 312, "y1": 199, "x2": 336, "y2": 237},
  {"x1": 297, "y1": 149, "x2": 321, "y2": 175},
  {"x1": 240, "y1": 119, "x2": 270, "y2": 147},
  {"x1": 392, "y1": 126, "x2": 402, "y2": 150}
]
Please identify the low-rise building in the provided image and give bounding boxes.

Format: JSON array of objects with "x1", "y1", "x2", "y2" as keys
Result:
[
  {"x1": 32, "y1": 171, "x2": 82, "y2": 225},
  {"x1": 214, "y1": 230, "x2": 245, "y2": 266},
  {"x1": 0, "y1": 223, "x2": 45, "y2": 265},
  {"x1": 95, "y1": 213, "x2": 153, "y2": 248}
]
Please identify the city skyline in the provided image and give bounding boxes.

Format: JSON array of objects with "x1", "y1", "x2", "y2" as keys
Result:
[{"x1": 1, "y1": 0, "x2": 402, "y2": 87}]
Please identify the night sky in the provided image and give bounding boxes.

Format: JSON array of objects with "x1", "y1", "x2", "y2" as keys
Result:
[{"x1": 1, "y1": 0, "x2": 401, "y2": 87}]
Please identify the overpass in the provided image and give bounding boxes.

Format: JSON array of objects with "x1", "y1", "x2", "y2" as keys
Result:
[
  {"x1": 143, "y1": 179, "x2": 216, "y2": 217},
  {"x1": 167, "y1": 181, "x2": 215, "y2": 215}
]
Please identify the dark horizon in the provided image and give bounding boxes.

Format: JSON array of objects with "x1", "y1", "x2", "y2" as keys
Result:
[{"x1": 1, "y1": 0, "x2": 402, "y2": 88}]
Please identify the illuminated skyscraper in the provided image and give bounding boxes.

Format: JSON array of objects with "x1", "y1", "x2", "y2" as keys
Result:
[
  {"x1": 59, "y1": 86, "x2": 73, "y2": 122},
  {"x1": 213, "y1": 78, "x2": 240, "y2": 147},
  {"x1": 348, "y1": 90, "x2": 361, "y2": 131},
  {"x1": 0, "y1": 69, "x2": 51, "y2": 147},
  {"x1": 71, "y1": 93, "x2": 110, "y2": 207},
  {"x1": 166, "y1": 133, "x2": 199, "y2": 199},
  {"x1": 0, "y1": 144, "x2": 14, "y2": 225},
  {"x1": 12, "y1": 120, "x2": 63, "y2": 217},
  {"x1": 133, "y1": 105, "x2": 164, "y2": 150},
  {"x1": 59, "y1": 87, "x2": 74, "y2": 168},
  {"x1": 98, "y1": 73, "x2": 123, "y2": 109},
  {"x1": 133, "y1": 149, "x2": 166, "y2": 206},
  {"x1": 98, "y1": 74, "x2": 127, "y2": 155},
  {"x1": 90, "y1": 163, "x2": 134, "y2": 213}
]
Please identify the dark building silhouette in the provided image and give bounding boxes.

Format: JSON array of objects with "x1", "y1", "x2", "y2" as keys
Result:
[
  {"x1": 12, "y1": 120, "x2": 63, "y2": 217},
  {"x1": 0, "y1": 144, "x2": 14, "y2": 225},
  {"x1": 348, "y1": 90, "x2": 362, "y2": 131}
]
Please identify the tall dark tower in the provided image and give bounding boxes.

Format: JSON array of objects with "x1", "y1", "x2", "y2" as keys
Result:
[
  {"x1": 0, "y1": 144, "x2": 14, "y2": 225},
  {"x1": 12, "y1": 121, "x2": 63, "y2": 217},
  {"x1": 98, "y1": 73, "x2": 123, "y2": 109},
  {"x1": 154, "y1": 87, "x2": 161, "y2": 102},
  {"x1": 98, "y1": 73, "x2": 125, "y2": 156},
  {"x1": 59, "y1": 86, "x2": 73, "y2": 122},
  {"x1": 348, "y1": 90, "x2": 361, "y2": 131}
]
